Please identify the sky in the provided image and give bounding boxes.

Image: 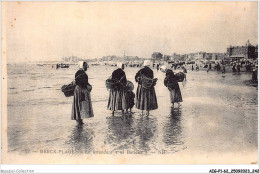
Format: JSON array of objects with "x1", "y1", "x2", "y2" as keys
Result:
[{"x1": 2, "y1": 1, "x2": 258, "y2": 62}]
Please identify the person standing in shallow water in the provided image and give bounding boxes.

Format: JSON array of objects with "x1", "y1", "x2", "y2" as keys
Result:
[
  {"x1": 71, "y1": 61, "x2": 94, "y2": 125},
  {"x1": 107, "y1": 63, "x2": 128, "y2": 116},
  {"x1": 164, "y1": 69, "x2": 183, "y2": 108},
  {"x1": 135, "y1": 60, "x2": 158, "y2": 116}
]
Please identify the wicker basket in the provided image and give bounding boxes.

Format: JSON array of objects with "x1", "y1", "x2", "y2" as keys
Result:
[
  {"x1": 105, "y1": 79, "x2": 120, "y2": 90},
  {"x1": 141, "y1": 77, "x2": 158, "y2": 89},
  {"x1": 126, "y1": 80, "x2": 134, "y2": 91},
  {"x1": 175, "y1": 72, "x2": 186, "y2": 82},
  {"x1": 61, "y1": 82, "x2": 75, "y2": 97}
]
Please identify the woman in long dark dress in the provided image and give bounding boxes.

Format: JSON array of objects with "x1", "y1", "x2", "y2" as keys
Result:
[
  {"x1": 135, "y1": 60, "x2": 158, "y2": 116},
  {"x1": 107, "y1": 63, "x2": 128, "y2": 116},
  {"x1": 71, "y1": 61, "x2": 94, "y2": 125},
  {"x1": 164, "y1": 69, "x2": 183, "y2": 108}
]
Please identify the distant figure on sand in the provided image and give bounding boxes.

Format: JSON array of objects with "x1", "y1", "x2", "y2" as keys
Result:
[
  {"x1": 237, "y1": 64, "x2": 241, "y2": 73},
  {"x1": 164, "y1": 69, "x2": 183, "y2": 108},
  {"x1": 71, "y1": 61, "x2": 94, "y2": 125},
  {"x1": 232, "y1": 64, "x2": 237, "y2": 73},
  {"x1": 196, "y1": 64, "x2": 199, "y2": 71},
  {"x1": 192, "y1": 64, "x2": 194, "y2": 71},
  {"x1": 157, "y1": 64, "x2": 160, "y2": 72},
  {"x1": 182, "y1": 66, "x2": 187, "y2": 74},
  {"x1": 252, "y1": 65, "x2": 258, "y2": 82},
  {"x1": 107, "y1": 63, "x2": 128, "y2": 116},
  {"x1": 216, "y1": 63, "x2": 221, "y2": 71},
  {"x1": 222, "y1": 65, "x2": 226, "y2": 76},
  {"x1": 135, "y1": 60, "x2": 158, "y2": 116}
]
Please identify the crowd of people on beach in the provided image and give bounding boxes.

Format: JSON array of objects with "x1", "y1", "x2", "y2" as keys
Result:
[
  {"x1": 70, "y1": 60, "x2": 183, "y2": 125},
  {"x1": 189, "y1": 61, "x2": 258, "y2": 80}
]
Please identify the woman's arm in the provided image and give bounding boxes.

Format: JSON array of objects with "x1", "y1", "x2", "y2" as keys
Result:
[
  {"x1": 164, "y1": 77, "x2": 168, "y2": 87},
  {"x1": 121, "y1": 71, "x2": 127, "y2": 85},
  {"x1": 135, "y1": 69, "x2": 141, "y2": 82}
]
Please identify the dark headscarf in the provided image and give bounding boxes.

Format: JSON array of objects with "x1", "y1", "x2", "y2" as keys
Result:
[
  {"x1": 75, "y1": 69, "x2": 89, "y2": 89},
  {"x1": 166, "y1": 69, "x2": 175, "y2": 79},
  {"x1": 164, "y1": 69, "x2": 177, "y2": 88},
  {"x1": 111, "y1": 68, "x2": 127, "y2": 85}
]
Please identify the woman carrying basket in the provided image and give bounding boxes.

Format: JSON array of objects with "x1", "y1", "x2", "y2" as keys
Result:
[
  {"x1": 107, "y1": 63, "x2": 128, "y2": 116},
  {"x1": 164, "y1": 69, "x2": 182, "y2": 108},
  {"x1": 135, "y1": 60, "x2": 158, "y2": 116},
  {"x1": 71, "y1": 61, "x2": 94, "y2": 125}
]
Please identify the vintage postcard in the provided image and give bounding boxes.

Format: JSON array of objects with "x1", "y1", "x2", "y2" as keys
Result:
[{"x1": 1, "y1": 1, "x2": 258, "y2": 164}]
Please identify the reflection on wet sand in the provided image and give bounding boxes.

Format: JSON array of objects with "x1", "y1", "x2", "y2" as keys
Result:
[
  {"x1": 105, "y1": 113, "x2": 158, "y2": 153},
  {"x1": 65, "y1": 124, "x2": 94, "y2": 154},
  {"x1": 135, "y1": 115, "x2": 157, "y2": 152},
  {"x1": 163, "y1": 108, "x2": 184, "y2": 150},
  {"x1": 106, "y1": 114, "x2": 135, "y2": 150}
]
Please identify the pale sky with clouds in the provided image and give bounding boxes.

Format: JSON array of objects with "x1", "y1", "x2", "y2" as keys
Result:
[{"x1": 2, "y1": 1, "x2": 258, "y2": 62}]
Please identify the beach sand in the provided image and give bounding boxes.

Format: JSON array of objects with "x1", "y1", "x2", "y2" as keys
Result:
[{"x1": 5, "y1": 64, "x2": 258, "y2": 164}]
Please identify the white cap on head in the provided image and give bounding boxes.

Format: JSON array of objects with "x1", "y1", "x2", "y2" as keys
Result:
[
  {"x1": 78, "y1": 61, "x2": 84, "y2": 69},
  {"x1": 143, "y1": 60, "x2": 151, "y2": 67},
  {"x1": 117, "y1": 62, "x2": 123, "y2": 68}
]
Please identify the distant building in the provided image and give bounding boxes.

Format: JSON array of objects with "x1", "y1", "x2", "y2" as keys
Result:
[
  {"x1": 100, "y1": 55, "x2": 114, "y2": 61},
  {"x1": 170, "y1": 53, "x2": 184, "y2": 62},
  {"x1": 187, "y1": 53, "x2": 196, "y2": 60},
  {"x1": 163, "y1": 55, "x2": 170, "y2": 61},
  {"x1": 62, "y1": 55, "x2": 86, "y2": 63},
  {"x1": 194, "y1": 52, "x2": 206, "y2": 60},
  {"x1": 204, "y1": 53, "x2": 212, "y2": 60},
  {"x1": 151, "y1": 52, "x2": 163, "y2": 61},
  {"x1": 227, "y1": 40, "x2": 258, "y2": 61},
  {"x1": 211, "y1": 53, "x2": 225, "y2": 60}
]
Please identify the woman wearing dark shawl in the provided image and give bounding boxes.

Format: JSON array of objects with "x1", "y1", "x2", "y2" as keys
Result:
[
  {"x1": 135, "y1": 60, "x2": 158, "y2": 116},
  {"x1": 71, "y1": 61, "x2": 94, "y2": 125},
  {"x1": 164, "y1": 69, "x2": 183, "y2": 108},
  {"x1": 107, "y1": 63, "x2": 128, "y2": 115}
]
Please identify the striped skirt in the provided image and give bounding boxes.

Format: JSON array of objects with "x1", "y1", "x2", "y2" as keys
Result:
[
  {"x1": 135, "y1": 84, "x2": 158, "y2": 111},
  {"x1": 107, "y1": 88, "x2": 128, "y2": 111},
  {"x1": 71, "y1": 85, "x2": 94, "y2": 120}
]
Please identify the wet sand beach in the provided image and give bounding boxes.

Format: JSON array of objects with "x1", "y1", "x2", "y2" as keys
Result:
[{"x1": 6, "y1": 64, "x2": 258, "y2": 163}]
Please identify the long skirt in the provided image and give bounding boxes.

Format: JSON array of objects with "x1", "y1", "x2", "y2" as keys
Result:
[
  {"x1": 128, "y1": 91, "x2": 135, "y2": 109},
  {"x1": 71, "y1": 85, "x2": 94, "y2": 120},
  {"x1": 135, "y1": 84, "x2": 158, "y2": 111},
  {"x1": 169, "y1": 87, "x2": 183, "y2": 103},
  {"x1": 107, "y1": 88, "x2": 128, "y2": 111}
]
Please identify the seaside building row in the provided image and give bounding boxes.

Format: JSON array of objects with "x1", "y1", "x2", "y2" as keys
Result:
[
  {"x1": 150, "y1": 40, "x2": 257, "y2": 64},
  {"x1": 226, "y1": 40, "x2": 258, "y2": 62},
  {"x1": 60, "y1": 40, "x2": 257, "y2": 65}
]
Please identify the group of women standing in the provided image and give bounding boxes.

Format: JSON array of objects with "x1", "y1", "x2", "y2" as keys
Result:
[{"x1": 71, "y1": 60, "x2": 183, "y2": 125}]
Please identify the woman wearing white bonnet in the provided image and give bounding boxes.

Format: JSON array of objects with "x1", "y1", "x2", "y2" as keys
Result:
[
  {"x1": 71, "y1": 61, "x2": 94, "y2": 125},
  {"x1": 143, "y1": 60, "x2": 151, "y2": 67},
  {"x1": 135, "y1": 60, "x2": 158, "y2": 116},
  {"x1": 107, "y1": 62, "x2": 128, "y2": 115}
]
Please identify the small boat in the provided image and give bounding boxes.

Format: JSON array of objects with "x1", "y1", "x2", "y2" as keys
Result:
[
  {"x1": 56, "y1": 63, "x2": 70, "y2": 69},
  {"x1": 60, "y1": 64, "x2": 70, "y2": 68}
]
